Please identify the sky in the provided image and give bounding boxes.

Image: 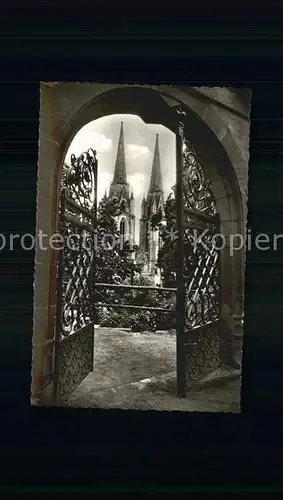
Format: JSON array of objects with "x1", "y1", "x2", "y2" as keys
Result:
[{"x1": 64, "y1": 114, "x2": 176, "y2": 243}]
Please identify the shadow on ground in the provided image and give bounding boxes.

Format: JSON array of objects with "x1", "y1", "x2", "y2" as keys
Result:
[{"x1": 65, "y1": 327, "x2": 241, "y2": 412}]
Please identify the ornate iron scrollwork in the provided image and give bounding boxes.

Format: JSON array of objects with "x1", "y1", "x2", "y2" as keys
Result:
[
  {"x1": 61, "y1": 222, "x2": 94, "y2": 337},
  {"x1": 64, "y1": 149, "x2": 97, "y2": 212},
  {"x1": 174, "y1": 107, "x2": 222, "y2": 390},
  {"x1": 184, "y1": 223, "x2": 220, "y2": 329},
  {"x1": 182, "y1": 140, "x2": 220, "y2": 330},
  {"x1": 58, "y1": 149, "x2": 97, "y2": 338},
  {"x1": 183, "y1": 140, "x2": 217, "y2": 216},
  {"x1": 185, "y1": 325, "x2": 220, "y2": 384}
]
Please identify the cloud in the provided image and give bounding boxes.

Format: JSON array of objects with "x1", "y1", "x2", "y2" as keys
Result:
[
  {"x1": 65, "y1": 129, "x2": 112, "y2": 163},
  {"x1": 126, "y1": 144, "x2": 150, "y2": 158},
  {"x1": 94, "y1": 132, "x2": 112, "y2": 153}
]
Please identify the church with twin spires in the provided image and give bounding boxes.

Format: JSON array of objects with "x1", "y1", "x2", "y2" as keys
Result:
[{"x1": 108, "y1": 121, "x2": 164, "y2": 285}]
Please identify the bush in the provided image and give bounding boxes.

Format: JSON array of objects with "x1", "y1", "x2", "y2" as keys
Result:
[
  {"x1": 131, "y1": 311, "x2": 157, "y2": 332},
  {"x1": 98, "y1": 308, "x2": 132, "y2": 329},
  {"x1": 95, "y1": 274, "x2": 177, "y2": 332}
]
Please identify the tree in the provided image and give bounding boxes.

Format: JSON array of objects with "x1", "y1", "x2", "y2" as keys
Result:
[
  {"x1": 155, "y1": 191, "x2": 178, "y2": 288},
  {"x1": 95, "y1": 194, "x2": 141, "y2": 283},
  {"x1": 95, "y1": 193, "x2": 120, "y2": 284}
]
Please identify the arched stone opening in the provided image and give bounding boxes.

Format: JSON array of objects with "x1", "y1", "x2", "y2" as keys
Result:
[{"x1": 32, "y1": 83, "x2": 247, "y2": 401}]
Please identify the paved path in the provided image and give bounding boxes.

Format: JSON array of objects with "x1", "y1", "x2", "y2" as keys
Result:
[{"x1": 66, "y1": 328, "x2": 241, "y2": 412}]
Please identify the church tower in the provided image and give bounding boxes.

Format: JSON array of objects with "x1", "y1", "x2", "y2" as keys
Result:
[
  {"x1": 138, "y1": 134, "x2": 164, "y2": 284},
  {"x1": 109, "y1": 122, "x2": 135, "y2": 246}
]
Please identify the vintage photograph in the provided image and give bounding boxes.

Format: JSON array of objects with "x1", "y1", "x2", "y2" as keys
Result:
[{"x1": 32, "y1": 83, "x2": 251, "y2": 411}]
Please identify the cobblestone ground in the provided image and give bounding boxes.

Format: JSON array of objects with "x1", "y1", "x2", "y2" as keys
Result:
[{"x1": 65, "y1": 327, "x2": 241, "y2": 412}]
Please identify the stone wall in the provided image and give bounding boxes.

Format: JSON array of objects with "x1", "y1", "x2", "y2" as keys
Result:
[{"x1": 192, "y1": 86, "x2": 251, "y2": 118}]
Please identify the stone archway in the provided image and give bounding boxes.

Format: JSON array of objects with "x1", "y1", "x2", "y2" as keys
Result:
[{"x1": 32, "y1": 83, "x2": 248, "y2": 403}]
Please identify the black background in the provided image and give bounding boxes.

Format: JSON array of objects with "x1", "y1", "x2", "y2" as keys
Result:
[{"x1": 1, "y1": 8, "x2": 283, "y2": 491}]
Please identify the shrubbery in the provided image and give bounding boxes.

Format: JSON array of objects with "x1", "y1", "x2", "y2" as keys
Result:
[{"x1": 96, "y1": 275, "x2": 176, "y2": 332}]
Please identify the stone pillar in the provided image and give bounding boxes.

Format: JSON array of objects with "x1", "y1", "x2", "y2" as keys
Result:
[
  {"x1": 31, "y1": 135, "x2": 59, "y2": 404},
  {"x1": 31, "y1": 84, "x2": 61, "y2": 404}
]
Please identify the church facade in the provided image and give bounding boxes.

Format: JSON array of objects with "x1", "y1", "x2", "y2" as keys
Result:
[
  {"x1": 108, "y1": 121, "x2": 135, "y2": 247},
  {"x1": 138, "y1": 133, "x2": 164, "y2": 285},
  {"x1": 108, "y1": 122, "x2": 164, "y2": 285}
]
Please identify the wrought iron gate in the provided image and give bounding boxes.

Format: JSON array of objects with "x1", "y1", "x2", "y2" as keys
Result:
[
  {"x1": 53, "y1": 149, "x2": 98, "y2": 403},
  {"x1": 175, "y1": 112, "x2": 221, "y2": 397},
  {"x1": 52, "y1": 108, "x2": 221, "y2": 404}
]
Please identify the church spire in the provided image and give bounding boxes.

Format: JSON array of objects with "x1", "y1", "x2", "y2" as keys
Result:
[
  {"x1": 112, "y1": 121, "x2": 127, "y2": 185},
  {"x1": 148, "y1": 134, "x2": 162, "y2": 193}
]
